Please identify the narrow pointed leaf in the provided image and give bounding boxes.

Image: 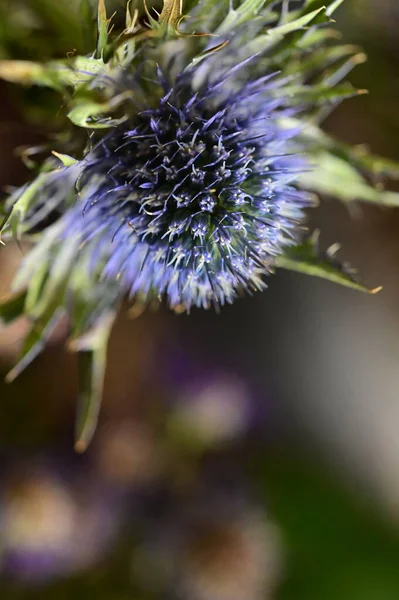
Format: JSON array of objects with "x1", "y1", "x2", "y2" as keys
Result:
[
  {"x1": 52, "y1": 152, "x2": 78, "y2": 167},
  {"x1": 266, "y1": 7, "x2": 326, "y2": 39},
  {"x1": 159, "y1": 0, "x2": 183, "y2": 28},
  {"x1": 75, "y1": 348, "x2": 106, "y2": 452},
  {"x1": 97, "y1": 0, "x2": 109, "y2": 58},
  {"x1": 71, "y1": 313, "x2": 116, "y2": 452},
  {"x1": 243, "y1": 7, "x2": 327, "y2": 55},
  {"x1": 277, "y1": 82, "x2": 366, "y2": 105},
  {"x1": 184, "y1": 40, "x2": 230, "y2": 70},
  {"x1": 301, "y1": 152, "x2": 399, "y2": 206},
  {"x1": 216, "y1": 0, "x2": 271, "y2": 36},
  {"x1": 276, "y1": 235, "x2": 381, "y2": 293},
  {"x1": 6, "y1": 309, "x2": 64, "y2": 383},
  {"x1": 296, "y1": 120, "x2": 399, "y2": 181}
]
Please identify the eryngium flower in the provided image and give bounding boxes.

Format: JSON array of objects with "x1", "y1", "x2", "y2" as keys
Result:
[{"x1": 25, "y1": 61, "x2": 311, "y2": 311}]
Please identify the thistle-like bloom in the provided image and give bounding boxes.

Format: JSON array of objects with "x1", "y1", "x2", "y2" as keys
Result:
[
  {"x1": 1, "y1": 0, "x2": 389, "y2": 448},
  {"x1": 44, "y1": 63, "x2": 310, "y2": 311}
]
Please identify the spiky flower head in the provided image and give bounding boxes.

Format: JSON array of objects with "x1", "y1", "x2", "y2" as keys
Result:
[
  {"x1": 40, "y1": 62, "x2": 310, "y2": 311},
  {"x1": 0, "y1": 0, "x2": 395, "y2": 448}
]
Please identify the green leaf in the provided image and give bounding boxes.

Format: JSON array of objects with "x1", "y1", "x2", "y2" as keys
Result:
[
  {"x1": 1, "y1": 167, "x2": 78, "y2": 240},
  {"x1": 67, "y1": 99, "x2": 126, "y2": 129},
  {"x1": 24, "y1": 259, "x2": 51, "y2": 315},
  {"x1": 285, "y1": 45, "x2": 364, "y2": 83},
  {"x1": 326, "y1": 0, "x2": 346, "y2": 16},
  {"x1": 97, "y1": 0, "x2": 110, "y2": 58},
  {"x1": 10, "y1": 220, "x2": 78, "y2": 322},
  {"x1": 184, "y1": 40, "x2": 230, "y2": 70},
  {"x1": 215, "y1": 0, "x2": 271, "y2": 37},
  {"x1": 125, "y1": 0, "x2": 135, "y2": 29},
  {"x1": 300, "y1": 152, "x2": 399, "y2": 206},
  {"x1": 113, "y1": 0, "x2": 140, "y2": 66},
  {"x1": 266, "y1": 6, "x2": 326, "y2": 39},
  {"x1": 184, "y1": 0, "x2": 230, "y2": 33},
  {"x1": 6, "y1": 308, "x2": 64, "y2": 383},
  {"x1": 5, "y1": 227, "x2": 81, "y2": 382},
  {"x1": 0, "y1": 56, "x2": 104, "y2": 90},
  {"x1": 70, "y1": 312, "x2": 116, "y2": 452},
  {"x1": 158, "y1": 0, "x2": 184, "y2": 29},
  {"x1": 281, "y1": 117, "x2": 399, "y2": 185},
  {"x1": 60, "y1": 56, "x2": 105, "y2": 86},
  {"x1": 276, "y1": 233, "x2": 381, "y2": 293},
  {"x1": 51, "y1": 151, "x2": 78, "y2": 167},
  {"x1": 243, "y1": 6, "x2": 328, "y2": 56},
  {"x1": 297, "y1": 27, "x2": 342, "y2": 50},
  {"x1": 0, "y1": 60, "x2": 65, "y2": 90},
  {"x1": 296, "y1": 120, "x2": 399, "y2": 182},
  {"x1": 351, "y1": 152, "x2": 399, "y2": 181},
  {"x1": 2, "y1": 173, "x2": 53, "y2": 239},
  {"x1": 0, "y1": 290, "x2": 27, "y2": 325},
  {"x1": 277, "y1": 82, "x2": 366, "y2": 105},
  {"x1": 145, "y1": 0, "x2": 214, "y2": 39},
  {"x1": 303, "y1": 0, "x2": 346, "y2": 14}
]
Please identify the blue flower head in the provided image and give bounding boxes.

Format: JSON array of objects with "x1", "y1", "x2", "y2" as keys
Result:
[
  {"x1": 0, "y1": 0, "x2": 388, "y2": 448},
  {"x1": 53, "y1": 61, "x2": 311, "y2": 311}
]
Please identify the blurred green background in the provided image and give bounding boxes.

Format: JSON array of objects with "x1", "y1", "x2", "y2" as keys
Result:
[{"x1": 1, "y1": 1, "x2": 399, "y2": 599}]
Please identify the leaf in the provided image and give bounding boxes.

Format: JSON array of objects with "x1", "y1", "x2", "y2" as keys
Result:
[
  {"x1": 146, "y1": 0, "x2": 213, "y2": 39},
  {"x1": 6, "y1": 309, "x2": 64, "y2": 383},
  {"x1": 1, "y1": 173, "x2": 53, "y2": 239},
  {"x1": 60, "y1": 56, "x2": 105, "y2": 86},
  {"x1": 70, "y1": 312, "x2": 116, "y2": 452},
  {"x1": 125, "y1": 0, "x2": 135, "y2": 29},
  {"x1": 285, "y1": 45, "x2": 364, "y2": 81},
  {"x1": 303, "y1": 0, "x2": 346, "y2": 14},
  {"x1": 1, "y1": 167, "x2": 78, "y2": 240},
  {"x1": 352, "y1": 152, "x2": 399, "y2": 181},
  {"x1": 184, "y1": 40, "x2": 230, "y2": 70},
  {"x1": 97, "y1": 0, "x2": 110, "y2": 58},
  {"x1": 0, "y1": 290, "x2": 27, "y2": 325},
  {"x1": 51, "y1": 152, "x2": 78, "y2": 167},
  {"x1": 326, "y1": 0, "x2": 347, "y2": 16},
  {"x1": 0, "y1": 60, "x2": 64, "y2": 90},
  {"x1": 5, "y1": 229, "x2": 80, "y2": 382},
  {"x1": 297, "y1": 120, "x2": 399, "y2": 181},
  {"x1": 215, "y1": 0, "x2": 271, "y2": 37},
  {"x1": 67, "y1": 99, "x2": 126, "y2": 129},
  {"x1": 243, "y1": 6, "x2": 328, "y2": 55},
  {"x1": 24, "y1": 259, "x2": 51, "y2": 315},
  {"x1": 276, "y1": 233, "x2": 381, "y2": 294},
  {"x1": 7, "y1": 220, "x2": 78, "y2": 323},
  {"x1": 300, "y1": 152, "x2": 399, "y2": 206},
  {"x1": 183, "y1": 0, "x2": 230, "y2": 33},
  {"x1": 266, "y1": 6, "x2": 326, "y2": 39},
  {"x1": 277, "y1": 82, "x2": 366, "y2": 105},
  {"x1": 297, "y1": 27, "x2": 342, "y2": 50},
  {"x1": 158, "y1": 0, "x2": 183, "y2": 29},
  {"x1": 113, "y1": 0, "x2": 140, "y2": 65},
  {"x1": 0, "y1": 57, "x2": 104, "y2": 90}
]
